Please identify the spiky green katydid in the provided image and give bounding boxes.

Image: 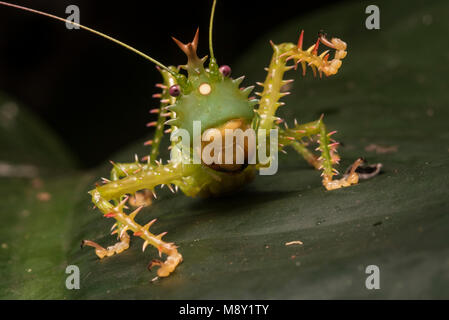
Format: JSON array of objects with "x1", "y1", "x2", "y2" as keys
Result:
[{"x1": 0, "y1": 0, "x2": 379, "y2": 278}]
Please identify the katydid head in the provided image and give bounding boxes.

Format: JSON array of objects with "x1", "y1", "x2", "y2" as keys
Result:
[
  {"x1": 166, "y1": 28, "x2": 256, "y2": 137},
  {"x1": 166, "y1": 28, "x2": 258, "y2": 173}
]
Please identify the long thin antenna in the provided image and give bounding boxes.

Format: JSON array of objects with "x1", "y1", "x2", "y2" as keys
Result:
[
  {"x1": 208, "y1": 0, "x2": 217, "y2": 61},
  {"x1": 0, "y1": 1, "x2": 177, "y2": 76}
]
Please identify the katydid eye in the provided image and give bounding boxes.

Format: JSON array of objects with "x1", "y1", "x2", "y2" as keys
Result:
[
  {"x1": 219, "y1": 65, "x2": 231, "y2": 77},
  {"x1": 169, "y1": 85, "x2": 181, "y2": 97}
]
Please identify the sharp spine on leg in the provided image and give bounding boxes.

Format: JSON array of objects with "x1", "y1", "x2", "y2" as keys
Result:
[
  {"x1": 142, "y1": 240, "x2": 149, "y2": 252},
  {"x1": 119, "y1": 226, "x2": 129, "y2": 238},
  {"x1": 143, "y1": 218, "x2": 157, "y2": 231},
  {"x1": 129, "y1": 206, "x2": 144, "y2": 220}
]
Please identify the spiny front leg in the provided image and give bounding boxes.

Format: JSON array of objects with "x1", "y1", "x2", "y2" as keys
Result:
[
  {"x1": 81, "y1": 160, "x2": 143, "y2": 259},
  {"x1": 81, "y1": 158, "x2": 152, "y2": 258},
  {"x1": 87, "y1": 161, "x2": 193, "y2": 277},
  {"x1": 91, "y1": 194, "x2": 181, "y2": 277},
  {"x1": 279, "y1": 117, "x2": 362, "y2": 190},
  {"x1": 255, "y1": 31, "x2": 348, "y2": 131}
]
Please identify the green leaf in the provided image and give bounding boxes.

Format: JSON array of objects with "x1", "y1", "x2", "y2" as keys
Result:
[
  {"x1": 0, "y1": 94, "x2": 81, "y2": 299},
  {"x1": 1, "y1": 0, "x2": 449, "y2": 299}
]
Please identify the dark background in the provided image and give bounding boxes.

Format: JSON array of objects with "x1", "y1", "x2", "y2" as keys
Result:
[{"x1": 0, "y1": 0, "x2": 347, "y2": 168}]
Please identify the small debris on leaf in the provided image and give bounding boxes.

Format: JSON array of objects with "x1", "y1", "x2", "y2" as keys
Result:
[{"x1": 285, "y1": 240, "x2": 303, "y2": 246}]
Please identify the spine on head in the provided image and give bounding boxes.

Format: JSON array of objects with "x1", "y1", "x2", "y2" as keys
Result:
[
  {"x1": 172, "y1": 28, "x2": 206, "y2": 76},
  {"x1": 171, "y1": 0, "x2": 218, "y2": 77}
]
